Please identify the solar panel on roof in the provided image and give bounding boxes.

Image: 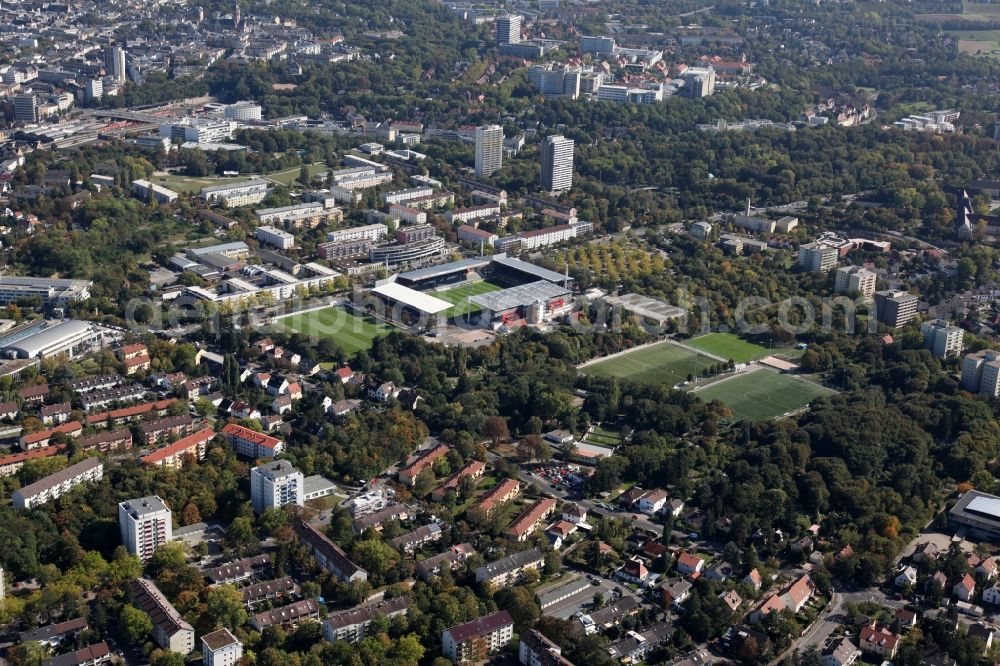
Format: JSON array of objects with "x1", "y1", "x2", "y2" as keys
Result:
[{"x1": 966, "y1": 495, "x2": 1000, "y2": 520}]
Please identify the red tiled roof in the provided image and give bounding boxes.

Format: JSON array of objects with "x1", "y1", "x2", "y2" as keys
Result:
[
  {"x1": 141, "y1": 427, "x2": 215, "y2": 464},
  {"x1": 507, "y1": 498, "x2": 557, "y2": 538},
  {"x1": 21, "y1": 421, "x2": 82, "y2": 445},
  {"x1": 222, "y1": 423, "x2": 282, "y2": 450}
]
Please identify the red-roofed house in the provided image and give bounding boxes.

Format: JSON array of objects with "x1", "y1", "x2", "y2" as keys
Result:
[
  {"x1": 955, "y1": 574, "x2": 976, "y2": 602},
  {"x1": 616, "y1": 558, "x2": 651, "y2": 585},
  {"x1": 333, "y1": 367, "x2": 354, "y2": 384},
  {"x1": 222, "y1": 423, "x2": 284, "y2": 459},
  {"x1": 677, "y1": 553, "x2": 705, "y2": 576},
  {"x1": 859, "y1": 624, "x2": 899, "y2": 659},
  {"x1": 750, "y1": 574, "x2": 815, "y2": 622},
  {"x1": 976, "y1": 557, "x2": 998, "y2": 582},
  {"x1": 468, "y1": 478, "x2": 521, "y2": 521},
  {"x1": 743, "y1": 568, "x2": 763, "y2": 590}
]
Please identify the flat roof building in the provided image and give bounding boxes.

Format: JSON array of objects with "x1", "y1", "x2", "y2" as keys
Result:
[
  {"x1": 874, "y1": 290, "x2": 918, "y2": 329},
  {"x1": 442, "y1": 610, "x2": 514, "y2": 664},
  {"x1": 202, "y1": 628, "x2": 242, "y2": 666},
  {"x1": 922, "y1": 319, "x2": 964, "y2": 359},
  {"x1": 951, "y1": 490, "x2": 1000, "y2": 540},
  {"x1": 961, "y1": 349, "x2": 1000, "y2": 397},
  {"x1": 119, "y1": 495, "x2": 172, "y2": 562},
  {"x1": 0, "y1": 277, "x2": 92, "y2": 306},
  {"x1": 835, "y1": 266, "x2": 877, "y2": 298},
  {"x1": 251, "y1": 459, "x2": 304, "y2": 514},
  {"x1": 2, "y1": 320, "x2": 102, "y2": 360}
]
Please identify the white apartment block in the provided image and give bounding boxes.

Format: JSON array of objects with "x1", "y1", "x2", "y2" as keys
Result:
[
  {"x1": 541, "y1": 135, "x2": 574, "y2": 193},
  {"x1": 255, "y1": 202, "x2": 327, "y2": 226},
  {"x1": 202, "y1": 628, "x2": 243, "y2": 666},
  {"x1": 446, "y1": 205, "x2": 501, "y2": 224},
  {"x1": 132, "y1": 180, "x2": 179, "y2": 204},
  {"x1": 201, "y1": 180, "x2": 268, "y2": 207},
  {"x1": 326, "y1": 223, "x2": 388, "y2": 244},
  {"x1": 251, "y1": 460, "x2": 304, "y2": 514},
  {"x1": 388, "y1": 204, "x2": 427, "y2": 224},
  {"x1": 475, "y1": 125, "x2": 504, "y2": 178},
  {"x1": 381, "y1": 186, "x2": 434, "y2": 205},
  {"x1": 798, "y1": 242, "x2": 839, "y2": 273},
  {"x1": 119, "y1": 495, "x2": 172, "y2": 562},
  {"x1": 962, "y1": 350, "x2": 1000, "y2": 397},
  {"x1": 834, "y1": 266, "x2": 877, "y2": 298},
  {"x1": 335, "y1": 172, "x2": 394, "y2": 190},
  {"x1": 13, "y1": 457, "x2": 103, "y2": 509},
  {"x1": 922, "y1": 319, "x2": 965, "y2": 359},
  {"x1": 517, "y1": 220, "x2": 592, "y2": 250},
  {"x1": 257, "y1": 225, "x2": 296, "y2": 250}
]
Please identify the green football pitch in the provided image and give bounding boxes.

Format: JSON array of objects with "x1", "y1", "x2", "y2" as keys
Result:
[
  {"x1": 685, "y1": 333, "x2": 771, "y2": 363},
  {"x1": 277, "y1": 306, "x2": 389, "y2": 354},
  {"x1": 691, "y1": 369, "x2": 834, "y2": 422},
  {"x1": 581, "y1": 342, "x2": 717, "y2": 386},
  {"x1": 432, "y1": 281, "x2": 503, "y2": 318}
]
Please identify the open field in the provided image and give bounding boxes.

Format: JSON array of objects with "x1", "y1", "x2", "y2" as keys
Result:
[
  {"x1": 433, "y1": 281, "x2": 503, "y2": 318},
  {"x1": 948, "y1": 29, "x2": 1000, "y2": 55},
  {"x1": 917, "y1": 4, "x2": 1000, "y2": 23},
  {"x1": 685, "y1": 333, "x2": 771, "y2": 363},
  {"x1": 263, "y1": 163, "x2": 329, "y2": 186},
  {"x1": 276, "y1": 306, "x2": 389, "y2": 354},
  {"x1": 691, "y1": 368, "x2": 834, "y2": 422},
  {"x1": 581, "y1": 341, "x2": 716, "y2": 386}
]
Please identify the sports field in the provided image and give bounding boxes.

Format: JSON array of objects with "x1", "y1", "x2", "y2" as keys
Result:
[
  {"x1": 685, "y1": 333, "x2": 770, "y2": 363},
  {"x1": 692, "y1": 369, "x2": 834, "y2": 422},
  {"x1": 433, "y1": 281, "x2": 503, "y2": 318},
  {"x1": 277, "y1": 306, "x2": 389, "y2": 354},
  {"x1": 583, "y1": 426, "x2": 625, "y2": 447},
  {"x1": 581, "y1": 342, "x2": 716, "y2": 386}
]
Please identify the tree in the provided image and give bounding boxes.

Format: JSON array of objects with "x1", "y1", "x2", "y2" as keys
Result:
[
  {"x1": 225, "y1": 516, "x2": 258, "y2": 556},
  {"x1": 205, "y1": 584, "x2": 249, "y2": 630},
  {"x1": 150, "y1": 652, "x2": 186, "y2": 666},
  {"x1": 119, "y1": 603, "x2": 153, "y2": 644},
  {"x1": 389, "y1": 634, "x2": 426, "y2": 664},
  {"x1": 484, "y1": 415, "x2": 509, "y2": 446}
]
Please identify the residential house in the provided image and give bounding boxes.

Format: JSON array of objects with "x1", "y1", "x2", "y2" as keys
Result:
[
  {"x1": 241, "y1": 577, "x2": 299, "y2": 608},
  {"x1": 895, "y1": 566, "x2": 918, "y2": 588},
  {"x1": 637, "y1": 489, "x2": 668, "y2": 515},
  {"x1": 821, "y1": 637, "x2": 861, "y2": 666},
  {"x1": 955, "y1": 574, "x2": 976, "y2": 602},
  {"x1": 562, "y1": 505, "x2": 587, "y2": 524},
  {"x1": 676, "y1": 553, "x2": 705, "y2": 576},
  {"x1": 743, "y1": 568, "x2": 763, "y2": 590},
  {"x1": 976, "y1": 557, "x2": 998, "y2": 582},
  {"x1": 201, "y1": 628, "x2": 242, "y2": 666},
  {"x1": 665, "y1": 498, "x2": 685, "y2": 518},
  {"x1": 415, "y1": 544, "x2": 475, "y2": 581},
  {"x1": 431, "y1": 460, "x2": 486, "y2": 501},
  {"x1": 660, "y1": 578, "x2": 692, "y2": 607},
  {"x1": 750, "y1": 574, "x2": 815, "y2": 622},
  {"x1": 710, "y1": 588, "x2": 739, "y2": 613},
  {"x1": 39, "y1": 403, "x2": 71, "y2": 425},
  {"x1": 19, "y1": 618, "x2": 88, "y2": 648},
  {"x1": 859, "y1": 624, "x2": 899, "y2": 660},
  {"x1": 615, "y1": 558, "x2": 651, "y2": 585},
  {"x1": 296, "y1": 522, "x2": 368, "y2": 583},
  {"x1": 519, "y1": 629, "x2": 573, "y2": 666}
]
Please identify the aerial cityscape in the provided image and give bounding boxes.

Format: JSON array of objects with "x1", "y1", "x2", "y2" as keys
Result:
[{"x1": 0, "y1": 0, "x2": 999, "y2": 664}]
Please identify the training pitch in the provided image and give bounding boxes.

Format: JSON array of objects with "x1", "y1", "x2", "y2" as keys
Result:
[
  {"x1": 692, "y1": 368, "x2": 834, "y2": 422},
  {"x1": 685, "y1": 333, "x2": 771, "y2": 363},
  {"x1": 277, "y1": 306, "x2": 389, "y2": 354},
  {"x1": 581, "y1": 342, "x2": 717, "y2": 385}
]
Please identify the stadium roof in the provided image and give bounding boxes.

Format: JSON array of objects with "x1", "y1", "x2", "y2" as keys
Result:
[
  {"x1": 601, "y1": 293, "x2": 687, "y2": 323},
  {"x1": 471, "y1": 281, "x2": 570, "y2": 312},
  {"x1": 371, "y1": 281, "x2": 453, "y2": 314},
  {"x1": 491, "y1": 255, "x2": 571, "y2": 285},
  {"x1": 397, "y1": 257, "x2": 491, "y2": 282}
]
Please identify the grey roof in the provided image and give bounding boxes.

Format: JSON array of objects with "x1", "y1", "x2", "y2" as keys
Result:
[
  {"x1": 186, "y1": 241, "x2": 250, "y2": 257},
  {"x1": 325, "y1": 596, "x2": 409, "y2": 631},
  {"x1": 119, "y1": 495, "x2": 169, "y2": 517},
  {"x1": 471, "y1": 281, "x2": 570, "y2": 312},
  {"x1": 491, "y1": 255, "x2": 570, "y2": 284},
  {"x1": 2, "y1": 320, "x2": 94, "y2": 358},
  {"x1": 14, "y1": 457, "x2": 101, "y2": 500},
  {"x1": 397, "y1": 257, "x2": 492, "y2": 282},
  {"x1": 253, "y1": 459, "x2": 301, "y2": 480},
  {"x1": 477, "y1": 547, "x2": 543, "y2": 579}
]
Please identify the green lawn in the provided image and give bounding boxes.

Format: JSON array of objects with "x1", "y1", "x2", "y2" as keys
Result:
[
  {"x1": 432, "y1": 281, "x2": 503, "y2": 319},
  {"x1": 264, "y1": 163, "x2": 329, "y2": 186},
  {"x1": 581, "y1": 341, "x2": 716, "y2": 386},
  {"x1": 151, "y1": 162, "x2": 328, "y2": 195},
  {"x1": 583, "y1": 427, "x2": 624, "y2": 447},
  {"x1": 277, "y1": 306, "x2": 389, "y2": 354},
  {"x1": 691, "y1": 368, "x2": 834, "y2": 422},
  {"x1": 685, "y1": 333, "x2": 771, "y2": 363},
  {"x1": 947, "y1": 29, "x2": 1000, "y2": 55}
]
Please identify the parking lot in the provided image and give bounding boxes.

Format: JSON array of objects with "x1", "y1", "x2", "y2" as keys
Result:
[{"x1": 543, "y1": 572, "x2": 641, "y2": 620}]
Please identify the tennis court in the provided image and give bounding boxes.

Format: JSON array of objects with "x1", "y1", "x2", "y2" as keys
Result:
[
  {"x1": 276, "y1": 306, "x2": 389, "y2": 354},
  {"x1": 581, "y1": 341, "x2": 716, "y2": 386},
  {"x1": 691, "y1": 368, "x2": 834, "y2": 422}
]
